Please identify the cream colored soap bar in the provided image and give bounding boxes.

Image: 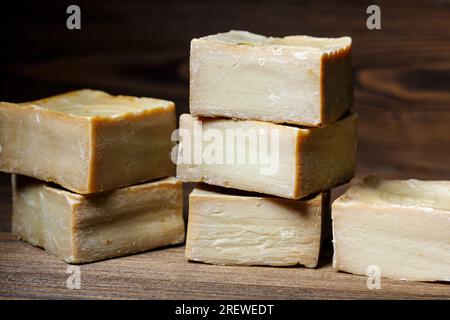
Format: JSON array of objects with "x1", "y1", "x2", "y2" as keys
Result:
[
  {"x1": 0, "y1": 89, "x2": 176, "y2": 194},
  {"x1": 12, "y1": 175, "x2": 185, "y2": 264},
  {"x1": 186, "y1": 186, "x2": 329, "y2": 267},
  {"x1": 332, "y1": 176, "x2": 450, "y2": 282},
  {"x1": 176, "y1": 113, "x2": 357, "y2": 199},
  {"x1": 190, "y1": 30, "x2": 352, "y2": 126}
]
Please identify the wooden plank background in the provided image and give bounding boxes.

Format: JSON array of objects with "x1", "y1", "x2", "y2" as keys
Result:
[{"x1": 0, "y1": 0, "x2": 449, "y2": 299}]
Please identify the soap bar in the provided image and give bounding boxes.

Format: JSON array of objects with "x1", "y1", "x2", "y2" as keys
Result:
[
  {"x1": 185, "y1": 186, "x2": 329, "y2": 267},
  {"x1": 332, "y1": 176, "x2": 450, "y2": 282},
  {"x1": 190, "y1": 30, "x2": 352, "y2": 126},
  {"x1": 176, "y1": 113, "x2": 357, "y2": 199},
  {"x1": 0, "y1": 89, "x2": 176, "y2": 194},
  {"x1": 12, "y1": 175, "x2": 185, "y2": 264}
]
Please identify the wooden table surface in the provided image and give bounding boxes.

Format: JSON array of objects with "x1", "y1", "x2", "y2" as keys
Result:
[
  {"x1": 1, "y1": 0, "x2": 450, "y2": 299},
  {"x1": 0, "y1": 173, "x2": 449, "y2": 300}
]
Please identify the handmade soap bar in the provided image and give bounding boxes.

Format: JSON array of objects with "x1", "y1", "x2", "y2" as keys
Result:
[
  {"x1": 186, "y1": 186, "x2": 329, "y2": 267},
  {"x1": 332, "y1": 176, "x2": 450, "y2": 282},
  {"x1": 12, "y1": 175, "x2": 185, "y2": 264},
  {"x1": 0, "y1": 89, "x2": 176, "y2": 194},
  {"x1": 176, "y1": 113, "x2": 357, "y2": 199},
  {"x1": 190, "y1": 30, "x2": 352, "y2": 126}
]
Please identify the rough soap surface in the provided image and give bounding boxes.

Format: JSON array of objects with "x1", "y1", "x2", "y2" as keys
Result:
[
  {"x1": 0, "y1": 89, "x2": 176, "y2": 194},
  {"x1": 12, "y1": 175, "x2": 185, "y2": 264},
  {"x1": 177, "y1": 113, "x2": 357, "y2": 199},
  {"x1": 332, "y1": 176, "x2": 450, "y2": 282},
  {"x1": 186, "y1": 186, "x2": 329, "y2": 268},
  {"x1": 190, "y1": 30, "x2": 352, "y2": 126}
]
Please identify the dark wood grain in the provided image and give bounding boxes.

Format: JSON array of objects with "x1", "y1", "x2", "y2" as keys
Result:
[{"x1": 0, "y1": 0, "x2": 450, "y2": 299}]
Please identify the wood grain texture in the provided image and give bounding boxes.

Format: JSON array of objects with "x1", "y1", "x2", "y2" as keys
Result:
[
  {"x1": 1, "y1": 0, "x2": 450, "y2": 299},
  {"x1": 0, "y1": 232, "x2": 449, "y2": 300}
]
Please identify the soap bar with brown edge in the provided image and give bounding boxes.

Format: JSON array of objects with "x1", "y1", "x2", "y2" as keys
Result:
[
  {"x1": 0, "y1": 89, "x2": 176, "y2": 194},
  {"x1": 332, "y1": 176, "x2": 450, "y2": 282},
  {"x1": 186, "y1": 185, "x2": 329, "y2": 267},
  {"x1": 176, "y1": 113, "x2": 357, "y2": 199},
  {"x1": 190, "y1": 30, "x2": 352, "y2": 126},
  {"x1": 12, "y1": 175, "x2": 185, "y2": 264}
]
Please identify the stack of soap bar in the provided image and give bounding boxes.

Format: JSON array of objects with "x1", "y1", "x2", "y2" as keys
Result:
[
  {"x1": 0, "y1": 89, "x2": 176, "y2": 194},
  {"x1": 13, "y1": 175, "x2": 185, "y2": 264},
  {"x1": 190, "y1": 30, "x2": 352, "y2": 126},
  {"x1": 332, "y1": 176, "x2": 450, "y2": 282},
  {"x1": 180, "y1": 30, "x2": 356, "y2": 268},
  {"x1": 186, "y1": 186, "x2": 329, "y2": 267},
  {"x1": 1, "y1": 89, "x2": 185, "y2": 263}
]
